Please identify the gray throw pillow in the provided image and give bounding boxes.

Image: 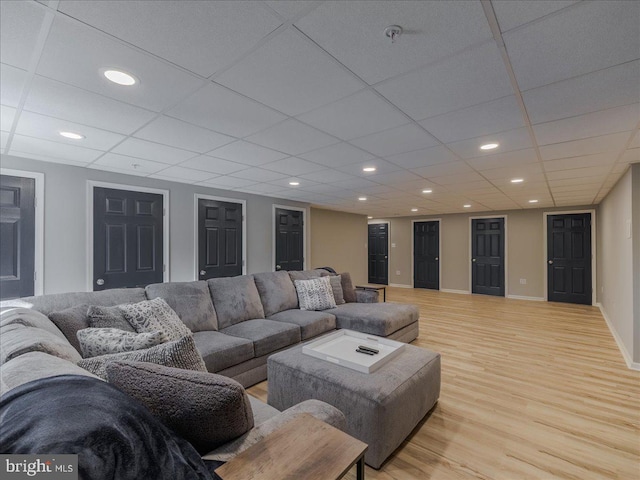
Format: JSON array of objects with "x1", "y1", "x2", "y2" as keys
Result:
[
  {"x1": 329, "y1": 275, "x2": 345, "y2": 305},
  {"x1": 294, "y1": 277, "x2": 337, "y2": 311},
  {"x1": 106, "y1": 361, "x2": 254, "y2": 454},
  {"x1": 77, "y1": 328, "x2": 168, "y2": 358},
  {"x1": 78, "y1": 335, "x2": 207, "y2": 379},
  {"x1": 120, "y1": 298, "x2": 192, "y2": 341},
  {"x1": 340, "y1": 272, "x2": 357, "y2": 303},
  {"x1": 48, "y1": 304, "x2": 91, "y2": 353},
  {"x1": 87, "y1": 305, "x2": 135, "y2": 332}
]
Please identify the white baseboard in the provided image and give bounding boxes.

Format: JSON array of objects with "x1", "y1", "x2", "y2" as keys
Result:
[
  {"x1": 389, "y1": 283, "x2": 412, "y2": 289},
  {"x1": 507, "y1": 294, "x2": 545, "y2": 301},
  {"x1": 440, "y1": 288, "x2": 470, "y2": 295},
  {"x1": 597, "y1": 303, "x2": 640, "y2": 371}
]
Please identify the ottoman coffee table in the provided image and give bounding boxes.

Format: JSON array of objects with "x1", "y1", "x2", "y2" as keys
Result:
[{"x1": 267, "y1": 330, "x2": 441, "y2": 469}]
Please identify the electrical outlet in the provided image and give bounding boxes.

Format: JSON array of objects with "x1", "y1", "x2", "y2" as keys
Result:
[
  {"x1": 396, "y1": 270, "x2": 401, "y2": 276},
  {"x1": 520, "y1": 278, "x2": 526, "y2": 285}
]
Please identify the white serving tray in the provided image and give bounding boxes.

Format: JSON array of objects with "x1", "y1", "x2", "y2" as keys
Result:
[{"x1": 302, "y1": 329, "x2": 405, "y2": 373}]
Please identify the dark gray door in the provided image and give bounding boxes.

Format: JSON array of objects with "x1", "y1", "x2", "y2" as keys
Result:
[
  {"x1": 368, "y1": 223, "x2": 388, "y2": 285},
  {"x1": 93, "y1": 187, "x2": 164, "y2": 290},
  {"x1": 275, "y1": 208, "x2": 303, "y2": 271},
  {"x1": 547, "y1": 213, "x2": 592, "y2": 305},
  {"x1": 198, "y1": 198, "x2": 243, "y2": 279},
  {"x1": 414, "y1": 221, "x2": 439, "y2": 290},
  {"x1": 0, "y1": 175, "x2": 35, "y2": 299},
  {"x1": 472, "y1": 218, "x2": 505, "y2": 297}
]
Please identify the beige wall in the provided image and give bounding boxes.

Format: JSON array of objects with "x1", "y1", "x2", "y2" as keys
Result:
[
  {"x1": 309, "y1": 207, "x2": 368, "y2": 284},
  {"x1": 633, "y1": 164, "x2": 640, "y2": 364}
]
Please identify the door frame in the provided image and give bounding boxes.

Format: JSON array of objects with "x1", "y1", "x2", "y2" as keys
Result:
[
  {"x1": 367, "y1": 220, "x2": 390, "y2": 284},
  {"x1": 543, "y1": 209, "x2": 596, "y2": 305},
  {"x1": 0, "y1": 168, "x2": 44, "y2": 296},
  {"x1": 411, "y1": 218, "x2": 442, "y2": 289},
  {"x1": 272, "y1": 204, "x2": 308, "y2": 272},
  {"x1": 193, "y1": 194, "x2": 247, "y2": 279},
  {"x1": 469, "y1": 215, "x2": 508, "y2": 297},
  {"x1": 86, "y1": 181, "x2": 170, "y2": 292}
]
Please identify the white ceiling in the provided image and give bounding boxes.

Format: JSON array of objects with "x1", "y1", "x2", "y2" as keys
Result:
[{"x1": 1, "y1": 0, "x2": 638, "y2": 218}]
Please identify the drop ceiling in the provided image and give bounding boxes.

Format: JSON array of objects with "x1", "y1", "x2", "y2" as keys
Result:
[{"x1": 1, "y1": 0, "x2": 638, "y2": 218}]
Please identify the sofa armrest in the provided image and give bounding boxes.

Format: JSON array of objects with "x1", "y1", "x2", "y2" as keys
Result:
[
  {"x1": 355, "y1": 289, "x2": 379, "y2": 303},
  {"x1": 202, "y1": 399, "x2": 345, "y2": 462}
]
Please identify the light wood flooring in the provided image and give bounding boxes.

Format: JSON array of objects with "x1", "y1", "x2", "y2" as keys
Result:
[{"x1": 247, "y1": 288, "x2": 640, "y2": 479}]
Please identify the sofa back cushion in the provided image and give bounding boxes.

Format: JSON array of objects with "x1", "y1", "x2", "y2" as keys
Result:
[
  {"x1": 207, "y1": 276, "x2": 265, "y2": 329},
  {"x1": 288, "y1": 269, "x2": 329, "y2": 282},
  {"x1": 340, "y1": 272, "x2": 357, "y2": 303},
  {"x1": 1, "y1": 323, "x2": 82, "y2": 365},
  {"x1": 146, "y1": 281, "x2": 218, "y2": 332},
  {"x1": 253, "y1": 271, "x2": 298, "y2": 317}
]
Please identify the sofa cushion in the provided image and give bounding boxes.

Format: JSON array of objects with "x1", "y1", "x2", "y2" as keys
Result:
[
  {"x1": 0, "y1": 351, "x2": 103, "y2": 394},
  {"x1": 268, "y1": 310, "x2": 336, "y2": 341},
  {"x1": 0, "y1": 323, "x2": 82, "y2": 365},
  {"x1": 146, "y1": 281, "x2": 218, "y2": 332},
  {"x1": 287, "y1": 269, "x2": 329, "y2": 281},
  {"x1": 339, "y1": 272, "x2": 357, "y2": 303},
  {"x1": 0, "y1": 307, "x2": 68, "y2": 341},
  {"x1": 120, "y1": 298, "x2": 192, "y2": 341},
  {"x1": 294, "y1": 277, "x2": 337, "y2": 311},
  {"x1": 253, "y1": 271, "x2": 299, "y2": 317},
  {"x1": 106, "y1": 361, "x2": 254, "y2": 454},
  {"x1": 329, "y1": 275, "x2": 345, "y2": 305},
  {"x1": 87, "y1": 305, "x2": 135, "y2": 331},
  {"x1": 207, "y1": 276, "x2": 265, "y2": 329},
  {"x1": 77, "y1": 335, "x2": 207, "y2": 379},
  {"x1": 326, "y1": 302, "x2": 419, "y2": 337},
  {"x1": 193, "y1": 331, "x2": 254, "y2": 373},
  {"x1": 221, "y1": 319, "x2": 301, "y2": 357},
  {"x1": 77, "y1": 328, "x2": 167, "y2": 358},
  {"x1": 48, "y1": 304, "x2": 90, "y2": 353}
]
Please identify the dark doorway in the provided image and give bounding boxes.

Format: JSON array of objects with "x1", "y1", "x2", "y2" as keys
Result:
[
  {"x1": 275, "y1": 208, "x2": 303, "y2": 271},
  {"x1": 414, "y1": 221, "x2": 439, "y2": 290},
  {"x1": 198, "y1": 198, "x2": 243, "y2": 280},
  {"x1": 93, "y1": 187, "x2": 164, "y2": 291},
  {"x1": 471, "y1": 217, "x2": 505, "y2": 297},
  {"x1": 547, "y1": 213, "x2": 592, "y2": 305},
  {"x1": 368, "y1": 223, "x2": 388, "y2": 285},
  {"x1": 0, "y1": 175, "x2": 35, "y2": 299}
]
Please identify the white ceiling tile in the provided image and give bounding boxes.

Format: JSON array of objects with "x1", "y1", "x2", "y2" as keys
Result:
[
  {"x1": 1, "y1": 106, "x2": 16, "y2": 132},
  {"x1": 207, "y1": 140, "x2": 289, "y2": 167},
  {"x1": 295, "y1": 0, "x2": 492, "y2": 84},
  {"x1": 217, "y1": 29, "x2": 362, "y2": 116},
  {"x1": 546, "y1": 166, "x2": 612, "y2": 181},
  {"x1": 245, "y1": 119, "x2": 338, "y2": 155},
  {"x1": 265, "y1": 1, "x2": 315, "y2": 19},
  {"x1": 492, "y1": 0, "x2": 579, "y2": 33},
  {"x1": 262, "y1": 157, "x2": 325, "y2": 176},
  {"x1": 178, "y1": 155, "x2": 247, "y2": 175},
  {"x1": 431, "y1": 171, "x2": 486, "y2": 185},
  {"x1": 24, "y1": 75, "x2": 156, "y2": 134},
  {"x1": 446, "y1": 127, "x2": 533, "y2": 159},
  {"x1": 539, "y1": 131, "x2": 631, "y2": 161},
  {"x1": 265, "y1": 176, "x2": 320, "y2": 189},
  {"x1": 9, "y1": 134, "x2": 101, "y2": 165},
  {"x1": 480, "y1": 162, "x2": 544, "y2": 180},
  {"x1": 199, "y1": 176, "x2": 257, "y2": 189},
  {"x1": 411, "y1": 161, "x2": 474, "y2": 178},
  {"x1": 524, "y1": 61, "x2": 640, "y2": 125},
  {"x1": 58, "y1": 0, "x2": 281, "y2": 78},
  {"x1": 14, "y1": 111, "x2": 125, "y2": 151},
  {"x1": 534, "y1": 104, "x2": 639, "y2": 146},
  {"x1": 611, "y1": 163, "x2": 630, "y2": 174},
  {"x1": 94, "y1": 153, "x2": 168, "y2": 174},
  {"x1": 551, "y1": 183, "x2": 602, "y2": 194},
  {"x1": 240, "y1": 182, "x2": 288, "y2": 194},
  {"x1": 112, "y1": 138, "x2": 196, "y2": 164},
  {"x1": 419, "y1": 95, "x2": 525, "y2": 143},
  {"x1": 504, "y1": 1, "x2": 640, "y2": 90},
  {"x1": 630, "y1": 132, "x2": 640, "y2": 149},
  {"x1": 367, "y1": 170, "x2": 424, "y2": 186},
  {"x1": 1, "y1": 64, "x2": 28, "y2": 108},
  {"x1": 87, "y1": 164, "x2": 150, "y2": 177},
  {"x1": 619, "y1": 148, "x2": 640, "y2": 165},
  {"x1": 466, "y1": 148, "x2": 538, "y2": 170},
  {"x1": 334, "y1": 159, "x2": 402, "y2": 177},
  {"x1": 299, "y1": 169, "x2": 356, "y2": 184},
  {"x1": 134, "y1": 116, "x2": 233, "y2": 154},
  {"x1": 350, "y1": 124, "x2": 439, "y2": 157},
  {"x1": 167, "y1": 83, "x2": 286, "y2": 137},
  {"x1": 302, "y1": 183, "x2": 353, "y2": 196},
  {"x1": 299, "y1": 142, "x2": 374, "y2": 167},
  {"x1": 0, "y1": 1, "x2": 46, "y2": 70},
  {"x1": 376, "y1": 42, "x2": 513, "y2": 120},
  {"x1": 492, "y1": 175, "x2": 548, "y2": 188},
  {"x1": 445, "y1": 181, "x2": 496, "y2": 193},
  {"x1": 385, "y1": 145, "x2": 459, "y2": 169},
  {"x1": 543, "y1": 153, "x2": 616, "y2": 173},
  {"x1": 549, "y1": 176, "x2": 608, "y2": 188},
  {"x1": 149, "y1": 174, "x2": 198, "y2": 185},
  {"x1": 297, "y1": 90, "x2": 408, "y2": 140},
  {"x1": 328, "y1": 177, "x2": 379, "y2": 190},
  {"x1": 151, "y1": 166, "x2": 215, "y2": 182},
  {"x1": 232, "y1": 168, "x2": 288, "y2": 182},
  {"x1": 0, "y1": 131, "x2": 8, "y2": 150}
]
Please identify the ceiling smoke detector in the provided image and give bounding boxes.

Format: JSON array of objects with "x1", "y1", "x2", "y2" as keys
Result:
[{"x1": 384, "y1": 25, "x2": 403, "y2": 44}]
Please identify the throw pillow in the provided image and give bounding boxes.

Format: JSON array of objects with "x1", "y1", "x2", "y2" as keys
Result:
[
  {"x1": 77, "y1": 328, "x2": 168, "y2": 358},
  {"x1": 87, "y1": 305, "x2": 135, "y2": 332},
  {"x1": 106, "y1": 361, "x2": 254, "y2": 454},
  {"x1": 119, "y1": 298, "x2": 192, "y2": 341},
  {"x1": 339, "y1": 272, "x2": 357, "y2": 303},
  {"x1": 328, "y1": 275, "x2": 345, "y2": 305},
  {"x1": 48, "y1": 304, "x2": 91, "y2": 353},
  {"x1": 294, "y1": 277, "x2": 337, "y2": 311},
  {"x1": 78, "y1": 335, "x2": 207, "y2": 379}
]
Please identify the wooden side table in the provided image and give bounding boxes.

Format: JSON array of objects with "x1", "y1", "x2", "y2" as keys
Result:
[
  {"x1": 355, "y1": 284, "x2": 387, "y2": 302},
  {"x1": 215, "y1": 413, "x2": 368, "y2": 480}
]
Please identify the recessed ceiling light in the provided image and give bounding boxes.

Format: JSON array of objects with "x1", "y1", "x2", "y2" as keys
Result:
[
  {"x1": 358, "y1": 197, "x2": 367, "y2": 201},
  {"x1": 422, "y1": 189, "x2": 433, "y2": 194},
  {"x1": 463, "y1": 204, "x2": 471, "y2": 208},
  {"x1": 511, "y1": 178, "x2": 524, "y2": 183},
  {"x1": 529, "y1": 199, "x2": 539, "y2": 204},
  {"x1": 103, "y1": 69, "x2": 137, "y2": 86},
  {"x1": 362, "y1": 167, "x2": 377, "y2": 172},
  {"x1": 289, "y1": 181, "x2": 300, "y2": 186},
  {"x1": 367, "y1": 216, "x2": 373, "y2": 219},
  {"x1": 480, "y1": 143, "x2": 499, "y2": 150},
  {"x1": 59, "y1": 131, "x2": 84, "y2": 140},
  {"x1": 411, "y1": 208, "x2": 418, "y2": 212}
]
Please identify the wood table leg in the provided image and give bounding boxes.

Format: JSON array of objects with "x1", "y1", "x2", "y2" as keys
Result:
[{"x1": 356, "y1": 455, "x2": 365, "y2": 480}]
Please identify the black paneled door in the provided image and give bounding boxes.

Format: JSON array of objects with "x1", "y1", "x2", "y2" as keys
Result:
[
  {"x1": 547, "y1": 213, "x2": 592, "y2": 305},
  {"x1": 0, "y1": 175, "x2": 35, "y2": 299},
  {"x1": 471, "y1": 218, "x2": 505, "y2": 297},
  {"x1": 197, "y1": 198, "x2": 243, "y2": 279},
  {"x1": 275, "y1": 208, "x2": 303, "y2": 271},
  {"x1": 93, "y1": 187, "x2": 164, "y2": 290},
  {"x1": 368, "y1": 223, "x2": 388, "y2": 285},
  {"x1": 414, "y1": 221, "x2": 439, "y2": 290}
]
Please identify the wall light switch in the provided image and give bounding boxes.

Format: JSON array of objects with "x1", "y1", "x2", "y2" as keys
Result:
[
  {"x1": 396, "y1": 270, "x2": 401, "y2": 276},
  {"x1": 520, "y1": 278, "x2": 526, "y2": 285},
  {"x1": 391, "y1": 243, "x2": 396, "y2": 248}
]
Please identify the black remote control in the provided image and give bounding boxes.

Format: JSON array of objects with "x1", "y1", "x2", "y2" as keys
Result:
[
  {"x1": 358, "y1": 345, "x2": 379, "y2": 354},
  {"x1": 356, "y1": 348, "x2": 375, "y2": 355}
]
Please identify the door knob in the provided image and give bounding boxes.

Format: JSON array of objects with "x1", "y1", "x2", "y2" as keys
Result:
[
  {"x1": 548, "y1": 260, "x2": 553, "y2": 265},
  {"x1": 200, "y1": 270, "x2": 206, "y2": 276},
  {"x1": 472, "y1": 258, "x2": 476, "y2": 262},
  {"x1": 435, "y1": 257, "x2": 439, "y2": 261},
  {"x1": 276, "y1": 265, "x2": 282, "y2": 271},
  {"x1": 384, "y1": 256, "x2": 388, "y2": 259},
  {"x1": 96, "y1": 278, "x2": 105, "y2": 286}
]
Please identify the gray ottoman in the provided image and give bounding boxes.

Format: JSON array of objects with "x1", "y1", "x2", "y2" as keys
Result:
[{"x1": 267, "y1": 342, "x2": 441, "y2": 468}]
